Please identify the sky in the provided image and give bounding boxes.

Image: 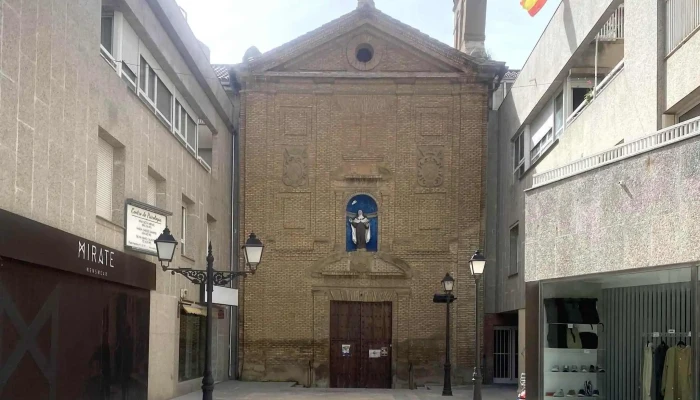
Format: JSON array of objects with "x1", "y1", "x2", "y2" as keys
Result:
[{"x1": 175, "y1": 0, "x2": 560, "y2": 70}]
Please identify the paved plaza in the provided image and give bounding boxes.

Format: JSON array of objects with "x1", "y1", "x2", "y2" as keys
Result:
[{"x1": 171, "y1": 381, "x2": 517, "y2": 400}]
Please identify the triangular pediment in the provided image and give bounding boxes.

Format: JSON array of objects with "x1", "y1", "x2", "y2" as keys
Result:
[
  {"x1": 310, "y1": 251, "x2": 413, "y2": 279},
  {"x1": 242, "y1": 6, "x2": 504, "y2": 78},
  {"x1": 271, "y1": 27, "x2": 460, "y2": 74}
]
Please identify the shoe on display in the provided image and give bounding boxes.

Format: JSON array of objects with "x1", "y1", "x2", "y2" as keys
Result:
[
  {"x1": 589, "y1": 365, "x2": 596, "y2": 372},
  {"x1": 566, "y1": 389, "x2": 577, "y2": 397},
  {"x1": 585, "y1": 380, "x2": 593, "y2": 396},
  {"x1": 592, "y1": 389, "x2": 600, "y2": 397},
  {"x1": 570, "y1": 365, "x2": 578, "y2": 373},
  {"x1": 545, "y1": 392, "x2": 555, "y2": 397},
  {"x1": 562, "y1": 365, "x2": 570, "y2": 372},
  {"x1": 596, "y1": 366, "x2": 605, "y2": 372},
  {"x1": 551, "y1": 365, "x2": 560, "y2": 372},
  {"x1": 554, "y1": 389, "x2": 565, "y2": 397},
  {"x1": 577, "y1": 389, "x2": 586, "y2": 397},
  {"x1": 580, "y1": 365, "x2": 588, "y2": 373}
]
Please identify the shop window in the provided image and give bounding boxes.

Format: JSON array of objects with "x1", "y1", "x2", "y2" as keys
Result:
[
  {"x1": 541, "y1": 267, "x2": 694, "y2": 399},
  {"x1": 509, "y1": 224, "x2": 519, "y2": 276},
  {"x1": 178, "y1": 311, "x2": 205, "y2": 381}
]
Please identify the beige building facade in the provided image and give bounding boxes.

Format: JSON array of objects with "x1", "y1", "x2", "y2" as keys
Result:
[
  {"x1": 222, "y1": 0, "x2": 505, "y2": 388},
  {"x1": 0, "y1": 0, "x2": 236, "y2": 399}
]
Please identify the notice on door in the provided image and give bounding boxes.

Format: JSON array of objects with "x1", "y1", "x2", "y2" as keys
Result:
[
  {"x1": 342, "y1": 344, "x2": 351, "y2": 357},
  {"x1": 369, "y1": 349, "x2": 381, "y2": 358},
  {"x1": 125, "y1": 201, "x2": 169, "y2": 256}
]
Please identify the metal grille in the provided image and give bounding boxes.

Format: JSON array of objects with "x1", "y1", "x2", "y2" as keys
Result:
[
  {"x1": 494, "y1": 327, "x2": 518, "y2": 383},
  {"x1": 602, "y1": 283, "x2": 693, "y2": 399}
]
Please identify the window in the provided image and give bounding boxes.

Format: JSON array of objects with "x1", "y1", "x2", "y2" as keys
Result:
[
  {"x1": 513, "y1": 131, "x2": 525, "y2": 179},
  {"x1": 198, "y1": 122, "x2": 213, "y2": 169},
  {"x1": 181, "y1": 205, "x2": 187, "y2": 255},
  {"x1": 178, "y1": 311, "x2": 205, "y2": 381},
  {"x1": 531, "y1": 129, "x2": 552, "y2": 162},
  {"x1": 147, "y1": 175, "x2": 157, "y2": 206},
  {"x1": 571, "y1": 87, "x2": 588, "y2": 112},
  {"x1": 174, "y1": 102, "x2": 198, "y2": 153},
  {"x1": 100, "y1": 11, "x2": 114, "y2": 55},
  {"x1": 509, "y1": 224, "x2": 519, "y2": 275},
  {"x1": 554, "y1": 91, "x2": 564, "y2": 136},
  {"x1": 156, "y1": 79, "x2": 173, "y2": 123},
  {"x1": 100, "y1": 10, "x2": 116, "y2": 69},
  {"x1": 96, "y1": 138, "x2": 114, "y2": 220}
]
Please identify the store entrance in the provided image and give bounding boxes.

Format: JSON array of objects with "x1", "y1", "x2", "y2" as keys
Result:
[{"x1": 493, "y1": 326, "x2": 518, "y2": 383}]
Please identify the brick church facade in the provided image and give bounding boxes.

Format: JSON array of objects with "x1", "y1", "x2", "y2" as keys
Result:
[{"x1": 224, "y1": 0, "x2": 505, "y2": 387}]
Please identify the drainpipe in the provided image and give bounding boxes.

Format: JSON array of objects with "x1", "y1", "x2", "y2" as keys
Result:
[
  {"x1": 228, "y1": 68, "x2": 241, "y2": 380},
  {"x1": 594, "y1": 35, "x2": 599, "y2": 94}
]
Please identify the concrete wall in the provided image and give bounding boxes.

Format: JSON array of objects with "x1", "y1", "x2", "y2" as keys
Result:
[
  {"x1": 666, "y1": 31, "x2": 700, "y2": 112},
  {"x1": 525, "y1": 134, "x2": 700, "y2": 282},
  {"x1": 0, "y1": 0, "x2": 234, "y2": 398}
]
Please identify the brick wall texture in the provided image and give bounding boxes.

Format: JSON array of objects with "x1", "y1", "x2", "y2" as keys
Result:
[{"x1": 238, "y1": 23, "x2": 491, "y2": 387}]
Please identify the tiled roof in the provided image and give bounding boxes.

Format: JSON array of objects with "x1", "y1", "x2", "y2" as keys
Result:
[
  {"x1": 212, "y1": 65, "x2": 230, "y2": 83},
  {"x1": 504, "y1": 69, "x2": 520, "y2": 80}
]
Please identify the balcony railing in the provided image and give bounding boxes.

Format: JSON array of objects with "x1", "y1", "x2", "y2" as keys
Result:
[
  {"x1": 532, "y1": 116, "x2": 700, "y2": 188},
  {"x1": 597, "y1": 4, "x2": 625, "y2": 40},
  {"x1": 666, "y1": 0, "x2": 700, "y2": 53}
]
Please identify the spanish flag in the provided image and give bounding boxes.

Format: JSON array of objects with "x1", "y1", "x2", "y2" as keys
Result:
[{"x1": 521, "y1": 0, "x2": 547, "y2": 16}]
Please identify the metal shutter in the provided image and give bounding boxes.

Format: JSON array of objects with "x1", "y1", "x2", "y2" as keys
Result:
[
  {"x1": 96, "y1": 138, "x2": 113, "y2": 220},
  {"x1": 147, "y1": 175, "x2": 157, "y2": 206}
]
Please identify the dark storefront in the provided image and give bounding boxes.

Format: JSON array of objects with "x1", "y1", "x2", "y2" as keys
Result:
[{"x1": 0, "y1": 209, "x2": 155, "y2": 400}]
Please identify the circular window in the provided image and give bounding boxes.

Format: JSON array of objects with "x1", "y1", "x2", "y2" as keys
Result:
[{"x1": 355, "y1": 44, "x2": 374, "y2": 63}]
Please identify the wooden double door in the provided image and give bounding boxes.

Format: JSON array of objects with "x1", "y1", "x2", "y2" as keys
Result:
[{"x1": 329, "y1": 301, "x2": 392, "y2": 388}]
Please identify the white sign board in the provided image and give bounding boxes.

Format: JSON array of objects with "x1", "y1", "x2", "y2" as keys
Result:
[
  {"x1": 369, "y1": 349, "x2": 381, "y2": 358},
  {"x1": 125, "y1": 202, "x2": 168, "y2": 255},
  {"x1": 204, "y1": 286, "x2": 239, "y2": 306}
]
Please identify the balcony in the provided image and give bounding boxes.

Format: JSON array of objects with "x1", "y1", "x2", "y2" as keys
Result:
[
  {"x1": 532, "y1": 115, "x2": 700, "y2": 188},
  {"x1": 666, "y1": 0, "x2": 700, "y2": 54},
  {"x1": 597, "y1": 4, "x2": 625, "y2": 41}
]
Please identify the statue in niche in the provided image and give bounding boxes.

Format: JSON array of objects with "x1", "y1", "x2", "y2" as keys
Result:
[
  {"x1": 346, "y1": 194, "x2": 378, "y2": 252},
  {"x1": 347, "y1": 210, "x2": 375, "y2": 249}
]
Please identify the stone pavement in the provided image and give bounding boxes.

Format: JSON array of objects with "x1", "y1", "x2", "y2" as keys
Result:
[{"x1": 171, "y1": 381, "x2": 517, "y2": 400}]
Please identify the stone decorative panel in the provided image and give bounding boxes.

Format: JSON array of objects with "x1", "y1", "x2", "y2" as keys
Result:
[
  {"x1": 416, "y1": 107, "x2": 448, "y2": 136},
  {"x1": 417, "y1": 194, "x2": 446, "y2": 231},
  {"x1": 417, "y1": 147, "x2": 444, "y2": 187},
  {"x1": 282, "y1": 147, "x2": 308, "y2": 187},
  {"x1": 281, "y1": 106, "x2": 311, "y2": 137},
  {"x1": 282, "y1": 194, "x2": 311, "y2": 230}
]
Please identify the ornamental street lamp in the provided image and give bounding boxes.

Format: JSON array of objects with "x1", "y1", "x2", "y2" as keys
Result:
[
  {"x1": 469, "y1": 250, "x2": 486, "y2": 400},
  {"x1": 441, "y1": 272, "x2": 455, "y2": 397},
  {"x1": 154, "y1": 229, "x2": 264, "y2": 400}
]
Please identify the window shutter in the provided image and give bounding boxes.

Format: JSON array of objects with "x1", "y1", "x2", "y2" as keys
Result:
[
  {"x1": 96, "y1": 138, "x2": 113, "y2": 220},
  {"x1": 147, "y1": 175, "x2": 157, "y2": 206}
]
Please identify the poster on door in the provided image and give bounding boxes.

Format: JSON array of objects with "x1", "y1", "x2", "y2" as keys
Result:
[{"x1": 369, "y1": 349, "x2": 381, "y2": 358}]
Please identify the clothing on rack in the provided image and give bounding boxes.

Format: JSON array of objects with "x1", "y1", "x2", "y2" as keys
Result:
[
  {"x1": 661, "y1": 344, "x2": 692, "y2": 400},
  {"x1": 642, "y1": 344, "x2": 653, "y2": 400},
  {"x1": 655, "y1": 341, "x2": 669, "y2": 400}
]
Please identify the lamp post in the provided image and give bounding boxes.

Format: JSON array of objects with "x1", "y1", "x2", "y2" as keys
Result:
[
  {"x1": 154, "y1": 227, "x2": 264, "y2": 400},
  {"x1": 441, "y1": 272, "x2": 455, "y2": 396},
  {"x1": 469, "y1": 250, "x2": 486, "y2": 400}
]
